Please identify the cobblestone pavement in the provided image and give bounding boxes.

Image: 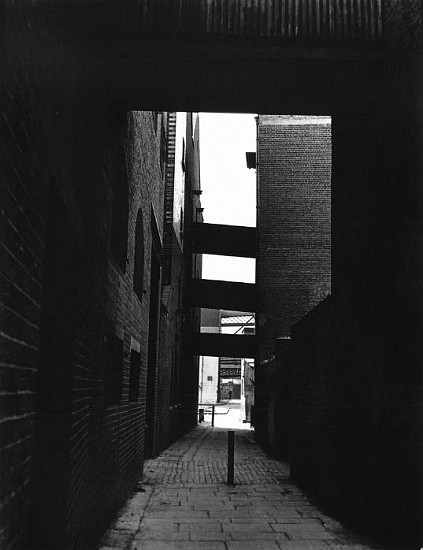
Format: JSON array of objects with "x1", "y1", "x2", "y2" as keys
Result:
[{"x1": 98, "y1": 424, "x2": 390, "y2": 550}]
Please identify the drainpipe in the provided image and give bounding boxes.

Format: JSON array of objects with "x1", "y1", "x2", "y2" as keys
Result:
[{"x1": 254, "y1": 115, "x2": 260, "y2": 434}]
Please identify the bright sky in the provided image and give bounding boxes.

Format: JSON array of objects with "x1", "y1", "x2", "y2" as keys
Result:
[{"x1": 199, "y1": 113, "x2": 256, "y2": 284}]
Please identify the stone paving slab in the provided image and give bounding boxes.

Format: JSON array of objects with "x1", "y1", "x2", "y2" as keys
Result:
[{"x1": 98, "y1": 424, "x2": 392, "y2": 550}]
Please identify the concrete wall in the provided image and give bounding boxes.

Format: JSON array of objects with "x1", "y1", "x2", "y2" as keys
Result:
[{"x1": 199, "y1": 355, "x2": 219, "y2": 404}]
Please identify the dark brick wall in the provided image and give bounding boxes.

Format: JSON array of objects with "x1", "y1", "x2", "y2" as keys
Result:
[
  {"x1": 1, "y1": 6, "x2": 50, "y2": 549},
  {"x1": 27, "y1": 106, "x2": 168, "y2": 549},
  {"x1": 384, "y1": 0, "x2": 423, "y2": 48},
  {"x1": 157, "y1": 230, "x2": 185, "y2": 453},
  {"x1": 259, "y1": 337, "x2": 291, "y2": 459},
  {"x1": 0, "y1": 14, "x2": 193, "y2": 543},
  {"x1": 286, "y1": 101, "x2": 423, "y2": 546},
  {"x1": 288, "y1": 298, "x2": 334, "y2": 504}
]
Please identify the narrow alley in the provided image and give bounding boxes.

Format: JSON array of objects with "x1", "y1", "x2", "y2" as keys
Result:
[
  {"x1": 98, "y1": 409, "x2": 388, "y2": 550},
  {"x1": 3, "y1": 2, "x2": 423, "y2": 549}
]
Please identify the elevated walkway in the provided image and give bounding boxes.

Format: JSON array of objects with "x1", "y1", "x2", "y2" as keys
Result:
[
  {"x1": 189, "y1": 279, "x2": 257, "y2": 312},
  {"x1": 39, "y1": 0, "x2": 389, "y2": 114},
  {"x1": 193, "y1": 332, "x2": 257, "y2": 358},
  {"x1": 190, "y1": 223, "x2": 256, "y2": 258}
]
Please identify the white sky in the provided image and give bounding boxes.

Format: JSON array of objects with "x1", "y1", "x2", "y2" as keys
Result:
[{"x1": 199, "y1": 113, "x2": 256, "y2": 284}]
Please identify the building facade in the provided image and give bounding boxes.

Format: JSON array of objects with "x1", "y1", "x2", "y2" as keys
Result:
[
  {"x1": 0, "y1": 106, "x2": 201, "y2": 549},
  {"x1": 256, "y1": 114, "x2": 332, "y2": 362},
  {"x1": 255, "y1": 114, "x2": 332, "y2": 444}
]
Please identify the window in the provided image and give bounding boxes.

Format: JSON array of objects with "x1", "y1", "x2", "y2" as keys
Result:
[
  {"x1": 129, "y1": 349, "x2": 141, "y2": 402},
  {"x1": 152, "y1": 111, "x2": 158, "y2": 132},
  {"x1": 207, "y1": 376, "x2": 213, "y2": 382},
  {"x1": 182, "y1": 137, "x2": 186, "y2": 172},
  {"x1": 159, "y1": 121, "x2": 167, "y2": 174},
  {"x1": 105, "y1": 333, "x2": 124, "y2": 406},
  {"x1": 110, "y1": 144, "x2": 129, "y2": 271},
  {"x1": 133, "y1": 209, "x2": 145, "y2": 299}
]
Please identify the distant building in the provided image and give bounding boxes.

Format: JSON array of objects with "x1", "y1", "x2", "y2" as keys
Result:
[
  {"x1": 158, "y1": 112, "x2": 203, "y2": 449},
  {"x1": 198, "y1": 309, "x2": 220, "y2": 404},
  {"x1": 198, "y1": 310, "x2": 254, "y2": 421}
]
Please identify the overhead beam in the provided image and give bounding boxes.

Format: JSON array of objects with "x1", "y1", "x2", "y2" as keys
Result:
[
  {"x1": 189, "y1": 279, "x2": 257, "y2": 312},
  {"x1": 193, "y1": 333, "x2": 257, "y2": 358},
  {"x1": 190, "y1": 223, "x2": 256, "y2": 258}
]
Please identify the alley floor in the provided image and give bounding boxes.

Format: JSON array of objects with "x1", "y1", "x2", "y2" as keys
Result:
[{"x1": 98, "y1": 418, "x2": 390, "y2": 550}]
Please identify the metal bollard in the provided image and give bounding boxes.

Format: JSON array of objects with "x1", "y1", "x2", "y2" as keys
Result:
[
  {"x1": 227, "y1": 430, "x2": 235, "y2": 486},
  {"x1": 211, "y1": 405, "x2": 215, "y2": 427}
]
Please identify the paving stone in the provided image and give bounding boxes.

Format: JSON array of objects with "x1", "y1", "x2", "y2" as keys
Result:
[
  {"x1": 131, "y1": 543, "x2": 227, "y2": 550},
  {"x1": 229, "y1": 532, "x2": 289, "y2": 541},
  {"x1": 97, "y1": 424, "x2": 392, "y2": 550},
  {"x1": 227, "y1": 542, "x2": 280, "y2": 550},
  {"x1": 271, "y1": 518, "x2": 324, "y2": 526},
  {"x1": 277, "y1": 542, "x2": 332, "y2": 549},
  {"x1": 283, "y1": 525, "x2": 334, "y2": 540},
  {"x1": 134, "y1": 523, "x2": 188, "y2": 542}
]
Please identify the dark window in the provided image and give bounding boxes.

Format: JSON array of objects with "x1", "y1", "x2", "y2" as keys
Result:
[
  {"x1": 105, "y1": 333, "x2": 124, "y2": 406},
  {"x1": 133, "y1": 209, "x2": 145, "y2": 299},
  {"x1": 159, "y1": 121, "x2": 167, "y2": 174},
  {"x1": 182, "y1": 137, "x2": 186, "y2": 172},
  {"x1": 152, "y1": 111, "x2": 158, "y2": 132},
  {"x1": 111, "y1": 144, "x2": 129, "y2": 270},
  {"x1": 129, "y1": 349, "x2": 141, "y2": 402}
]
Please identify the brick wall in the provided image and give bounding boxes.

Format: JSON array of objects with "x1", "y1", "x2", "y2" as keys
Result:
[
  {"x1": 285, "y1": 104, "x2": 423, "y2": 546},
  {"x1": 383, "y1": 0, "x2": 423, "y2": 49},
  {"x1": 257, "y1": 115, "x2": 331, "y2": 362},
  {"x1": 288, "y1": 298, "x2": 334, "y2": 503},
  {"x1": 157, "y1": 230, "x2": 185, "y2": 453},
  {"x1": 27, "y1": 106, "x2": 168, "y2": 549},
  {"x1": 181, "y1": 113, "x2": 202, "y2": 432},
  {"x1": 1, "y1": 6, "x2": 51, "y2": 549},
  {"x1": 0, "y1": 23, "x2": 188, "y2": 545}
]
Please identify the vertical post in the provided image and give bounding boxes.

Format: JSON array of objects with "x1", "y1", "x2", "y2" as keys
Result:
[
  {"x1": 227, "y1": 430, "x2": 235, "y2": 486},
  {"x1": 211, "y1": 405, "x2": 215, "y2": 427}
]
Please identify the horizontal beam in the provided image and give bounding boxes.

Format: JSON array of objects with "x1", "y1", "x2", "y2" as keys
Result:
[
  {"x1": 193, "y1": 333, "x2": 257, "y2": 358},
  {"x1": 189, "y1": 279, "x2": 257, "y2": 311},
  {"x1": 190, "y1": 223, "x2": 256, "y2": 258}
]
